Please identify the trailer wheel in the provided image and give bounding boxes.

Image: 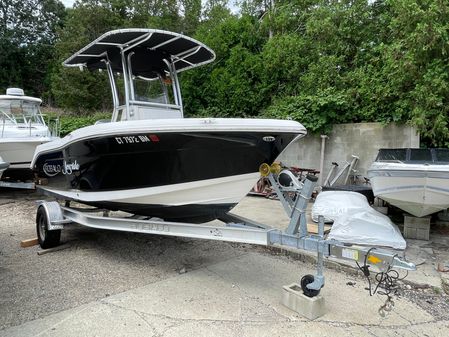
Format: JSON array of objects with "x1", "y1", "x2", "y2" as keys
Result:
[
  {"x1": 36, "y1": 206, "x2": 61, "y2": 249},
  {"x1": 301, "y1": 274, "x2": 321, "y2": 297}
]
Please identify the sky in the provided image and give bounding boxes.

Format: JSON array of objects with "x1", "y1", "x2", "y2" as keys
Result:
[{"x1": 61, "y1": 0, "x2": 75, "y2": 7}]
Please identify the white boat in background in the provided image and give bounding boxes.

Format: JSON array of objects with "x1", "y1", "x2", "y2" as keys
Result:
[
  {"x1": 368, "y1": 148, "x2": 449, "y2": 217},
  {"x1": 0, "y1": 88, "x2": 57, "y2": 179}
]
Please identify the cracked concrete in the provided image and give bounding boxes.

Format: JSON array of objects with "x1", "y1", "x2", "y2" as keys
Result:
[
  {"x1": 1, "y1": 252, "x2": 447, "y2": 336},
  {"x1": 1, "y1": 192, "x2": 449, "y2": 336}
]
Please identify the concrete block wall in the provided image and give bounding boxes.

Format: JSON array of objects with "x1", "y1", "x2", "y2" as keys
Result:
[{"x1": 278, "y1": 122, "x2": 419, "y2": 183}]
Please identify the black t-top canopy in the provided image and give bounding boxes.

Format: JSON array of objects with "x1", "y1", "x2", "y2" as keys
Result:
[{"x1": 63, "y1": 29, "x2": 216, "y2": 77}]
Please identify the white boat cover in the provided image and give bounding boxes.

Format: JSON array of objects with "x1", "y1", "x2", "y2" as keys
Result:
[
  {"x1": 313, "y1": 191, "x2": 406, "y2": 249},
  {"x1": 327, "y1": 209, "x2": 406, "y2": 249},
  {"x1": 312, "y1": 191, "x2": 370, "y2": 223}
]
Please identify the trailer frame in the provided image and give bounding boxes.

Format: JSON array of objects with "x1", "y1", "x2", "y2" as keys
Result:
[{"x1": 35, "y1": 168, "x2": 415, "y2": 296}]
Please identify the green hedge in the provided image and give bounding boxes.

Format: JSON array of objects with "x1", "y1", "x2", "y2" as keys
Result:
[{"x1": 44, "y1": 112, "x2": 112, "y2": 137}]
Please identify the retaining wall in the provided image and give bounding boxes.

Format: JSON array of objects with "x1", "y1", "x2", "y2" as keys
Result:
[{"x1": 278, "y1": 122, "x2": 419, "y2": 184}]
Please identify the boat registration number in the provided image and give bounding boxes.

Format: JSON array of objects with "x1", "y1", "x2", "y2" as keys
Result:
[{"x1": 115, "y1": 135, "x2": 151, "y2": 144}]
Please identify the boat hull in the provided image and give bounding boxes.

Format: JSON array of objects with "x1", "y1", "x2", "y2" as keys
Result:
[
  {"x1": 0, "y1": 137, "x2": 52, "y2": 180},
  {"x1": 40, "y1": 172, "x2": 260, "y2": 222},
  {"x1": 0, "y1": 137, "x2": 51, "y2": 169},
  {"x1": 33, "y1": 119, "x2": 304, "y2": 222},
  {"x1": 368, "y1": 163, "x2": 449, "y2": 217}
]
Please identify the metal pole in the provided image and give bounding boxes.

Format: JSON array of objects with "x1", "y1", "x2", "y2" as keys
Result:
[
  {"x1": 318, "y1": 135, "x2": 327, "y2": 186},
  {"x1": 170, "y1": 63, "x2": 183, "y2": 116},
  {"x1": 306, "y1": 215, "x2": 325, "y2": 291},
  {"x1": 127, "y1": 52, "x2": 135, "y2": 101},
  {"x1": 343, "y1": 155, "x2": 359, "y2": 185},
  {"x1": 105, "y1": 62, "x2": 119, "y2": 121},
  {"x1": 286, "y1": 175, "x2": 317, "y2": 236},
  {"x1": 120, "y1": 47, "x2": 131, "y2": 119}
]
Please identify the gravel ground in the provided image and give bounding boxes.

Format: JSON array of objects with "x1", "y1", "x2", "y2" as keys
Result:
[
  {"x1": 0, "y1": 192, "x2": 249, "y2": 329},
  {"x1": 1, "y1": 190, "x2": 449, "y2": 331},
  {"x1": 401, "y1": 287, "x2": 449, "y2": 321}
]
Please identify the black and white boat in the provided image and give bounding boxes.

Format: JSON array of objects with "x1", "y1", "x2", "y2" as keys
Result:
[{"x1": 31, "y1": 29, "x2": 306, "y2": 222}]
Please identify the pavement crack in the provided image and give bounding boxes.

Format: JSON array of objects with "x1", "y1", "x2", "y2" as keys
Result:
[
  {"x1": 132, "y1": 311, "x2": 158, "y2": 333},
  {"x1": 104, "y1": 299, "x2": 285, "y2": 325},
  {"x1": 392, "y1": 307, "x2": 414, "y2": 325},
  {"x1": 311, "y1": 318, "x2": 436, "y2": 330},
  {"x1": 203, "y1": 264, "x2": 293, "y2": 323},
  {"x1": 365, "y1": 326, "x2": 380, "y2": 337},
  {"x1": 107, "y1": 301, "x2": 183, "y2": 337}
]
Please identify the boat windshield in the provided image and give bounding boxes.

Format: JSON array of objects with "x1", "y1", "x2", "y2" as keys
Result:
[
  {"x1": 434, "y1": 149, "x2": 449, "y2": 163},
  {"x1": 133, "y1": 75, "x2": 174, "y2": 105},
  {"x1": 409, "y1": 149, "x2": 432, "y2": 162},
  {"x1": 376, "y1": 149, "x2": 407, "y2": 162},
  {"x1": 376, "y1": 148, "x2": 449, "y2": 164},
  {"x1": 0, "y1": 99, "x2": 44, "y2": 126},
  {"x1": 112, "y1": 72, "x2": 126, "y2": 106}
]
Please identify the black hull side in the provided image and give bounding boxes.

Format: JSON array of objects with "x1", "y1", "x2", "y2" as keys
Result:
[
  {"x1": 34, "y1": 131, "x2": 298, "y2": 191},
  {"x1": 34, "y1": 131, "x2": 299, "y2": 221}
]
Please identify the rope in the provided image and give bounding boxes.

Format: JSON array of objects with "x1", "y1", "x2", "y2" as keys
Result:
[{"x1": 355, "y1": 250, "x2": 409, "y2": 316}]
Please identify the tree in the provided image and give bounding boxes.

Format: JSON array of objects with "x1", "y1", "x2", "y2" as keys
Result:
[
  {"x1": 182, "y1": 12, "x2": 269, "y2": 117},
  {"x1": 380, "y1": 0, "x2": 449, "y2": 146},
  {"x1": 50, "y1": 1, "x2": 127, "y2": 111},
  {"x1": 22, "y1": 0, "x2": 449, "y2": 146},
  {"x1": 179, "y1": 0, "x2": 202, "y2": 35},
  {"x1": 0, "y1": 0, "x2": 65, "y2": 97},
  {"x1": 50, "y1": 0, "x2": 207, "y2": 111}
]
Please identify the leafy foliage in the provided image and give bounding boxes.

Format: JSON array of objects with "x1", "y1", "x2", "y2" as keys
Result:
[
  {"x1": 57, "y1": 112, "x2": 112, "y2": 136},
  {"x1": 0, "y1": 0, "x2": 65, "y2": 97},
  {"x1": 1, "y1": 0, "x2": 449, "y2": 145},
  {"x1": 49, "y1": 0, "x2": 126, "y2": 111},
  {"x1": 263, "y1": 90, "x2": 350, "y2": 134}
]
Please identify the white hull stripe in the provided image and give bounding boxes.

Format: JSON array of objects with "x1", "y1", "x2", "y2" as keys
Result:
[
  {"x1": 374, "y1": 184, "x2": 449, "y2": 195},
  {"x1": 40, "y1": 172, "x2": 261, "y2": 206},
  {"x1": 368, "y1": 170, "x2": 449, "y2": 179}
]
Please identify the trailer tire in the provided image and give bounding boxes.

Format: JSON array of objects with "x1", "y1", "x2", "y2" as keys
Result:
[
  {"x1": 36, "y1": 206, "x2": 61, "y2": 249},
  {"x1": 301, "y1": 274, "x2": 321, "y2": 297}
]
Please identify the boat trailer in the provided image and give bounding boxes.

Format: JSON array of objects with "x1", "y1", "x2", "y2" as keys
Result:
[
  {"x1": 35, "y1": 164, "x2": 415, "y2": 314},
  {"x1": 0, "y1": 160, "x2": 35, "y2": 190},
  {"x1": 0, "y1": 180, "x2": 35, "y2": 189}
]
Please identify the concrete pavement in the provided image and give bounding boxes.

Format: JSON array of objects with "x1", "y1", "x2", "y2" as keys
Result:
[
  {"x1": 2, "y1": 252, "x2": 448, "y2": 337},
  {"x1": 1, "y1": 194, "x2": 448, "y2": 336}
]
